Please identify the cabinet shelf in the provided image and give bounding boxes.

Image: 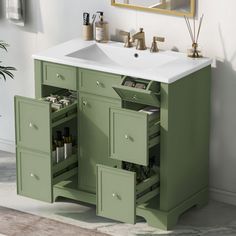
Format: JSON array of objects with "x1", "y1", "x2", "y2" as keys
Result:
[{"x1": 52, "y1": 154, "x2": 78, "y2": 174}]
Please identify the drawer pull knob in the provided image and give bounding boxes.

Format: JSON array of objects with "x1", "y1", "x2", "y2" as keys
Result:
[
  {"x1": 96, "y1": 81, "x2": 100, "y2": 87},
  {"x1": 56, "y1": 73, "x2": 62, "y2": 79},
  {"x1": 132, "y1": 95, "x2": 137, "y2": 100},
  {"x1": 112, "y1": 193, "x2": 120, "y2": 200},
  {"x1": 30, "y1": 173, "x2": 35, "y2": 178},
  {"x1": 82, "y1": 101, "x2": 88, "y2": 106},
  {"x1": 29, "y1": 122, "x2": 34, "y2": 128}
]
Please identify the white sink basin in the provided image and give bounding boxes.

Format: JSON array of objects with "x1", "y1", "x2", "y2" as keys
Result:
[
  {"x1": 66, "y1": 43, "x2": 177, "y2": 70},
  {"x1": 33, "y1": 38, "x2": 212, "y2": 83}
]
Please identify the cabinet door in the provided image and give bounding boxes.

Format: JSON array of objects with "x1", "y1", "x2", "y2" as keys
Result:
[{"x1": 78, "y1": 94, "x2": 121, "y2": 193}]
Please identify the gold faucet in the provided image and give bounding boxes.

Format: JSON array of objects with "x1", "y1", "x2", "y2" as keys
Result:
[
  {"x1": 150, "y1": 36, "x2": 165, "y2": 53},
  {"x1": 132, "y1": 28, "x2": 147, "y2": 50},
  {"x1": 120, "y1": 30, "x2": 133, "y2": 48}
]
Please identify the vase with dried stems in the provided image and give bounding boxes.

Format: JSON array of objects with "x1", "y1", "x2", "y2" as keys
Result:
[
  {"x1": 184, "y1": 14, "x2": 204, "y2": 58},
  {"x1": 0, "y1": 41, "x2": 16, "y2": 81}
]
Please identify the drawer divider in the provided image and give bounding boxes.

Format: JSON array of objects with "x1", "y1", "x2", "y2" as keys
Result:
[
  {"x1": 53, "y1": 167, "x2": 78, "y2": 185},
  {"x1": 52, "y1": 113, "x2": 77, "y2": 128},
  {"x1": 136, "y1": 187, "x2": 160, "y2": 205},
  {"x1": 136, "y1": 173, "x2": 160, "y2": 195},
  {"x1": 52, "y1": 154, "x2": 78, "y2": 174}
]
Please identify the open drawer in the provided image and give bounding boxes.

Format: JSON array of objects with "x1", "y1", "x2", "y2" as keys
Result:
[
  {"x1": 15, "y1": 95, "x2": 77, "y2": 153},
  {"x1": 112, "y1": 76, "x2": 160, "y2": 107},
  {"x1": 109, "y1": 107, "x2": 160, "y2": 166},
  {"x1": 97, "y1": 165, "x2": 160, "y2": 224},
  {"x1": 17, "y1": 148, "x2": 78, "y2": 203}
]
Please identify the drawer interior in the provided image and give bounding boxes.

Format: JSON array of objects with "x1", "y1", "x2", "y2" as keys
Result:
[{"x1": 113, "y1": 76, "x2": 160, "y2": 107}]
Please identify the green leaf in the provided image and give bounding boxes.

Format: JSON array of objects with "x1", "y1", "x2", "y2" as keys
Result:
[{"x1": 0, "y1": 71, "x2": 6, "y2": 81}]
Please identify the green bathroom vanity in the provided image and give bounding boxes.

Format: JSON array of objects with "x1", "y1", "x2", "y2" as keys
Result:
[{"x1": 15, "y1": 38, "x2": 212, "y2": 230}]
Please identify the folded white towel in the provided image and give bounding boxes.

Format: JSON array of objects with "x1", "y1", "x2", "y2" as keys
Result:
[{"x1": 6, "y1": 0, "x2": 25, "y2": 26}]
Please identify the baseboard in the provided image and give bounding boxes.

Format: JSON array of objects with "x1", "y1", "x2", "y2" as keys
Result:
[
  {"x1": 0, "y1": 138, "x2": 15, "y2": 153},
  {"x1": 210, "y1": 188, "x2": 236, "y2": 206}
]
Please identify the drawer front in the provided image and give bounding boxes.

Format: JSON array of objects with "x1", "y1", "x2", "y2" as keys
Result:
[
  {"x1": 43, "y1": 62, "x2": 77, "y2": 90},
  {"x1": 79, "y1": 69, "x2": 122, "y2": 98},
  {"x1": 17, "y1": 149, "x2": 52, "y2": 202},
  {"x1": 97, "y1": 165, "x2": 136, "y2": 224},
  {"x1": 113, "y1": 85, "x2": 160, "y2": 107},
  {"x1": 15, "y1": 96, "x2": 51, "y2": 153},
  {"x1": 109, "y1": 108, "x2": 149, "y2": 166}
]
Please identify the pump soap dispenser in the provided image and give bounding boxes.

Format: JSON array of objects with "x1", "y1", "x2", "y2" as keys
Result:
[{"x1": 95, "y1": 11, "x2": 109, "y2": 43}]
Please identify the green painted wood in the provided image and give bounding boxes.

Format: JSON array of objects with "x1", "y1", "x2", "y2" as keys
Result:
[
  {"x1": 16, "y1": 148, "x2": 52, "y2": 203},
  {"x1": 52, "y1": 154, "x2": 77, "y2": 174},
  {"x1": 51, "y1": 113, "x2": 77, "y2": 128},
  {"x1": 97, "y1": 165, "x2": 136, "y2": 224},
  {"x1": 113, "y1": 85, "x2": 160, "y2": 107},
  {"x1": 15, "y1": 96, "x2": 51, "y2": 153},
  {"x1": 35, "y1": 60, "x2": 43, "y2": 99},
  {"x1": 78, "y1": 93, "x2": 121, "y2": 193},
  {"x1": 136, "y1": 188, "x2": 208, "y2": 230},
  {"x1": 136, "y1": 173, "x2": 160, "y2": 195},
  {"x1": 51, "y1": 102, "x2": 77, "y2": 119},
  {"x1": 79, "y1": 69, "x2": 122, "y2": 98},
  {"x1": 53, "y1": 176, "x2": 96, "y2": 204},
  {"x1": 43, "y1": 62, "x2": 77, "y2": 90},
  {"x1": 136, "y1": 188, "x2": 160, "y2": 205},
  {"x1": 53, "y1": 167, "x2": 78, "y2": 185},
  {"x1": 159, "y1": 66, "x2": 211, "y2": 211},
  {"x1": 109, "y1": 108, "x2": 149, "y2": 166}
]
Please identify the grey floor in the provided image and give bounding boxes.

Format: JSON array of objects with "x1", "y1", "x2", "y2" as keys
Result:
[{"x1": 1, "y1": 150, "x2": 236, "y2": 236}]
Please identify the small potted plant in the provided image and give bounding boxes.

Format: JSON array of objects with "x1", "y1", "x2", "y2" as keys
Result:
[{"x1": 0, "y1": 41, "x2": 16, "y2": 80}]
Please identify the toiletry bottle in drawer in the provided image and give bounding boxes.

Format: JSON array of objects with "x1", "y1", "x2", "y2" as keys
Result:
[
  {"x1": 95, "y1": 11, "x2": 109, "y2": 43},
  {"x1": 63, "y1": 127, "x2": 72, "y2": 159},
  {"x1": 56, "y1": 131, "x2": 64, "y2": 163}
]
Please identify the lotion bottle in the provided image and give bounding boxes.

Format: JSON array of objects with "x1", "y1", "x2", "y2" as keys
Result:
[{"x1": 95, "y1": 11, "x2": 109, "y2": 43}]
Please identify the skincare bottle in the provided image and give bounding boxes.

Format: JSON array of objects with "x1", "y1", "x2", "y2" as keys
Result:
[
  {"x1": 95, "y1": 11, "x2": 109, "y2": 43},
  {"x1": 55, "y1": 131, "x2": 64, "y2": 163},
  {"x1": 63, "y1": 127, "x2": 72, "y2": 159}
]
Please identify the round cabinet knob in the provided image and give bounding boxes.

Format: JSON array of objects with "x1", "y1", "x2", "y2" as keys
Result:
[
  {"x1": 132, "y1": 95, "x2": 137, "y2": 100},
  {"x1": 29, "y1": 122, "x2": 33, "y2": 128},
  {"x1": 124, "y1": 134, "x2": 129, "y2": 140},
  {"x1": 112, "y1": 193, "x2": 119, "y2": 199},
  {"x1": 30, "y1": 173, "x2": 35, "y2": 178},
  {"x1": 96, "y1": 81, "x2": 100, "y2": 87},
  {"x1": 82, "y1": 101, "x2": 87, "y2": 106},
  {"x1": 56, "y1": 73, "x2": 61, "y2": 79}
]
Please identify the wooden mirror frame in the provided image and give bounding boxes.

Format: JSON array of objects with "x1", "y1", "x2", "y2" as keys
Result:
[{"x1": 111, "y1": 0, "x2": 195, "y2": 17}]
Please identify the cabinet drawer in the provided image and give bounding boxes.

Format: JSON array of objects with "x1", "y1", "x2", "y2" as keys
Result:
[
  {"x1": 97, "y1": 165, "x2": 159, "y2": 224},
  {"x1": 79, "y1": 69, "x2": 122, "y2": 98},
  {"x1": 15, "y1": 96, "x2": 51, "y2": 153},
  {"x1": 109, "y1": 108, "x2": 160, "y2": 166},
  {"x1": 15, "y1": 96, "x2": 77, "y2": 153},
  {"x1": 17, "y1": 149, "x2": 52, "y2": 202},
  {"x1": 113, "y1": 77, "x2": 160, "y2": 106},
  {"x1": 43, "y1": 62, "x2": 77, "y2": 90}
]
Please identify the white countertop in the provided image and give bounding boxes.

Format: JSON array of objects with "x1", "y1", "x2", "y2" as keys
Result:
[{"x1": 32, "y1": 38, "x2": 212, "y2": 84}]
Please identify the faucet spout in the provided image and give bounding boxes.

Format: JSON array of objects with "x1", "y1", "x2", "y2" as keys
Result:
[{"x1": 132, "y1": 28, "x2": 147, "y2": 50}]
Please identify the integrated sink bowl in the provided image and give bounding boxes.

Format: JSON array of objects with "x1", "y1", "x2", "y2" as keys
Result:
[{"x1": 66, "y1": 42, "x2": 178, "y2": 70}]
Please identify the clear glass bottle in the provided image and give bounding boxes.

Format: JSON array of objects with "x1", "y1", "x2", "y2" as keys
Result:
[{"x1": 95, "y1": 11, "x2": 109, "y2": 43}]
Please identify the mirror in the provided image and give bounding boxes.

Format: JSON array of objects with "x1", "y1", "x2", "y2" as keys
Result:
[{"x1": 111, "y1": 0, "x2": 195, "y2": 17}]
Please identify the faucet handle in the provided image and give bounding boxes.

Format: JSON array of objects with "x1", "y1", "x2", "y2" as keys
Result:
[
  {"x1": 150, "y1": 36, "x2": 165, "y2": 53},
  {"x1": 153, "y1": 36, "x2": 165, "y2": 42},
  {"x1": 120, "y1": 30, "x2": 133, "y2": 48}
]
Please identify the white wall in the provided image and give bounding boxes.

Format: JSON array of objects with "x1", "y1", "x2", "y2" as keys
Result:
[{"x1": 0, "y1": 0, "x2": 236, "y2": 205}]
